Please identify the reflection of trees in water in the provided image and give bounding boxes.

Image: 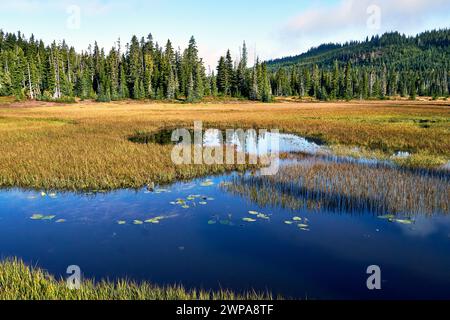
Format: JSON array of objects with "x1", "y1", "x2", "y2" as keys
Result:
[{"x1": 223, "y1": 159, "x2": 450, "y2": 216}]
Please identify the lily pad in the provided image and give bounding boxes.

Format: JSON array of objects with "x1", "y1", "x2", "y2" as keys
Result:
[
  {"x1": 298, "y1": 224, "x2": 309, "y2": 228},
  {"x1": 293, "y1": 217, "x2": 302, "y2": 221},
  {"x1": 257, "y1": 213, "x2": 270, "y2": 220},
  {"x1": 248, "y1": 211, "x2": 259, "y2": 215},
  {"x1": 378, "y1": 214, "x2": 396, "y2": 220},
  {"x1": 117, "y1": 220, "x2": 126, "y2": 225},
  {"x1": 200, "y1": 180, "x2": 214, "y2": 187},
  {"x1": 145, "y1": 216, "x2": 165, "y2": 224},
  {"x1": 199, "y1": 201, "x2": 207, "y2": 205},
  {"x1": 395, "y1": 219, "x2": 414, "y2": 225},
  {"x1": 243, "y1": 218, "x2": 257, "y2": 222},
  {"x1": 30, "y1": 214, "x2": 44, "y2": 220},
  {"x1": 181, "y1": 205, "x2": 190, "y2": 209},
  {"x1": 284, "y1": 221, "x2": 294, "y2": 225},
  {"x1": 42, "y1": 215, "x2": 56, "y2": 220},
  {"x1": 40, "y1": 192, "x2": 46, "y2": 197},
  {"x1": 207, "y1": 220, "x2": 217, "y2": 225},
  {"x1": 133, "y1": 220, "x2": 144, "y2": 225}
]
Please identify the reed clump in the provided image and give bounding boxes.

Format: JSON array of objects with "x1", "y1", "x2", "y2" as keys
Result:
[{"x1": 224, "y1": 157, "x2": 450, "y2": 215}]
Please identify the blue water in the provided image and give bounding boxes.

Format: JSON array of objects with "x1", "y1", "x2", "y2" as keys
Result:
[
  {"x1": 1, "y1": 169, "x2": 450, "y2": 300},
  {"x1": 1, "y1": 133, "x2": 450, "y2": 300}
]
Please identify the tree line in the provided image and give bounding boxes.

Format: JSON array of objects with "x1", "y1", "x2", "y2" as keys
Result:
[
  {"x1": 266, "y1": 29, "x2": 450, "y2": 100},
  {"x1": 0, "y1": 30, "x2": 272, "y2": 102},
  {"x1": 268, "y1": 59, "x2": 449, "y2": 100},
  {"x1": 1, "y1": 29, "x2": 449, "y2": 103}
]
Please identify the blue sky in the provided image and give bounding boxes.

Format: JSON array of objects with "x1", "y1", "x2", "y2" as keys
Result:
[{"x1": 1, "y1": 0, "x2": 449, "y2": 68}]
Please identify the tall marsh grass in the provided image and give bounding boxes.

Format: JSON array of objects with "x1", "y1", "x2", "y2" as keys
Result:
[
  {"x1": 0, "y1": 259, "x2": 273, "y2": 300},
  {"x1": 224, "y1": 156, "x2": 450, "y2": 215}
]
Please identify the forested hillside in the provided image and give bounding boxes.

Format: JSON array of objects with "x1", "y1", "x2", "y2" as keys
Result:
[
  {"x1": 0, "y1": 30, "x2": 273, "y2": 103},
  {"x1": 0, "y1": 29, "x2": 449, "y2": 103},
  {"x1": 266, "y1": 29, "x2": 450, "y2": 100}
]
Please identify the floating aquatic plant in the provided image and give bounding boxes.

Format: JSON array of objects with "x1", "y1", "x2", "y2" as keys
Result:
[
  {"x1": 31, "y1": 214, "x2": 56, "y2": 220},
  {"x1": 154, "y1": 188, "x2": 170, "y2": 194},
  {"x1": 55, "y1": 219, "x2": 66, "y2": 223},
  {"x1": 133, "y1": 220, "x2": 144, "y2": 225},
  {"x1": 378, "y1": 215, "x2": 414, "y2": 225},
  {"x1": 256, "y1": 213, "x2": 270, "y2": 220},
  {"x1": 394, "y1": 219, "x2": 414, "y2": 225},
  {"x1": 117, "y1": 221, "x2": 126, "y2": 225},
  {"x1": 145, "y1": 216, "x2": 165, "y2": 224},
  {"x1": 242, "y1": 218, "x2": 257, "y2": 222},
  {"x1": 378, "y1": 215, "x2": 396, "y2": 220},
  {"x1": 200, "y1": 180, "x2": 215, "y2": 187}
]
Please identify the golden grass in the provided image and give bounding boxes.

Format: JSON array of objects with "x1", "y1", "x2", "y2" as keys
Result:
[
  {"x1": 0, "y1": 99, "x2": 448, "y2": 190},
  {"x1": 224, "y1": 156, "x2": 450, "y2": 215},
  {"x1": 0, "y1": 258, "x2": 272, "y2": 300}
]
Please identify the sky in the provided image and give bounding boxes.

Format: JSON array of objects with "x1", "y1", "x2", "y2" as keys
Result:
[{"x1": 1, "y1": 0, "x2": 449, "y2": 69}]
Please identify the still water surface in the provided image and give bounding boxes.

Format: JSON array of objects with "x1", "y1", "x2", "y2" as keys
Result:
[{"x1": 1, "y1": 134, "x2": 449, "y2": 299}]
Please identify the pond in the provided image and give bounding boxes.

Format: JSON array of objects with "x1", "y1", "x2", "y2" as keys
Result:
[
  {"x1": 129, "y1": 128, "x2": 326, "y2": 155},
  {"x1": 1, "y1": 134, "x2": 450, "y2": 300}
]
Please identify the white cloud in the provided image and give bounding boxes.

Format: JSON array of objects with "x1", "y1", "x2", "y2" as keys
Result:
[{"x1": 278, "y1": 0, "x2": 450, "y2": 57}]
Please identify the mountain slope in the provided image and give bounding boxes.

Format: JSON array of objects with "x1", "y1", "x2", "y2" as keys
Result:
[{"x1": 267, "y1": 29, "x2": 450, "y2": 71}]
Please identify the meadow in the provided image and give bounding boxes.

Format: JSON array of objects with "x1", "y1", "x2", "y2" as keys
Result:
[{"x1": 0, "y1": 98, "x2": 448, "y2": 191}]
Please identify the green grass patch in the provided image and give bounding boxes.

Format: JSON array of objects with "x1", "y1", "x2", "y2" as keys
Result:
[{"x1": 0, "y1": 259, "x2": 274, "y2": 300}]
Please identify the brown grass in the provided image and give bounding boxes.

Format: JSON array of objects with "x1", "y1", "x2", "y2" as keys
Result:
[{"x1": 0, "y1": 99, "x2": 448, "y2": 190}]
